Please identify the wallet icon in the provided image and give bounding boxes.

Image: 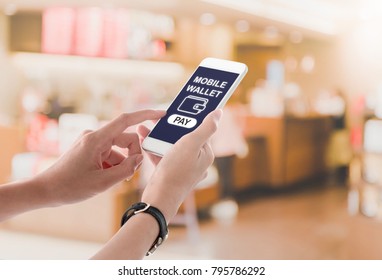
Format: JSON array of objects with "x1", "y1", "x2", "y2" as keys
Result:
[{"x1": 177, "y1": 95, "x2": 209, "y2": 115}]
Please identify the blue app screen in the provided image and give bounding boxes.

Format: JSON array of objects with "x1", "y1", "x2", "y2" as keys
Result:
[{"x1": 149, "y1": 66, "x2": 239, "y2": 144}]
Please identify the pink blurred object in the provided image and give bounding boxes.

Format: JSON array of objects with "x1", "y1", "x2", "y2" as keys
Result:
[
  {"x1": 42, "y1": 7, "x2": 76, "y2": 54},
  {"x1": 26, "y1": 114, "x2": 59, "y2": 156},
  {"x1": 151, "y1": 39, "x2": 167, "y2": 59},
  {"x1": 102, "y1": 9, "x2": 129, "y2": 58},
  {"x1": 350, "y1": 126, "x2": 363, "y2": 152},
  {"x1": 74, "y1": 7, "x2": 104, "y2": 57}
]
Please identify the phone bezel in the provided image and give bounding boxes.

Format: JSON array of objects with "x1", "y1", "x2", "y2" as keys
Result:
[{"x1": 142, "y1": 57, "x2": 248, "y2": 157}]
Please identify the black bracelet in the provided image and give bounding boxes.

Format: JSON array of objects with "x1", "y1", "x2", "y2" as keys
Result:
[{"x1": 121, "y1": 202, "x2": 169, "y2": 256}]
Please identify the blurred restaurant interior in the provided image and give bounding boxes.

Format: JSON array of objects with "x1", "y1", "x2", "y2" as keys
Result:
[{"x1": 2, "y1": 0, "x2": 382, "y2": 259}]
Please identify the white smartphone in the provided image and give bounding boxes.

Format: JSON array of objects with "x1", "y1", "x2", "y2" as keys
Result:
[{"x1": 142, "y1": 57, "x2": 248, "y2": 156}]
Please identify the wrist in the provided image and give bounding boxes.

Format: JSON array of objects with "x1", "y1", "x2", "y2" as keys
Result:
[
  {"x1": 141, "y1": 180, "x2": 191, "y2": 222},
  {"x1": 140, "y1": 194, "x2": 179, "y2": 222},
  {"x1": 142, "y1": 200, "x2": 174, "y2": 222},
  {"x1": 121, "y1": 202, "x2": 169, "y2": 256}
]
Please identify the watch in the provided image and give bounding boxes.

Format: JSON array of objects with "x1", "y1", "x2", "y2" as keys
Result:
[{"x1": 121, "y1": 202, "x2": 169, "y2": 256}]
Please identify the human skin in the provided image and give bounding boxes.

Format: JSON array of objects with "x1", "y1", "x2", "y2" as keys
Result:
[{"x1": 0, "y1": 109, "x2": 222, "y2": 259}]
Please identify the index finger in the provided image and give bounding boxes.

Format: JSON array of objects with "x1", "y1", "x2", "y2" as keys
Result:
[{"x1": 95, "y1": 110, "x2": 166, "y2": 139}]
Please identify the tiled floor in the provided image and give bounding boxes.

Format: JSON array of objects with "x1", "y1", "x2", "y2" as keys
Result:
[
  {"x1": 2, "y1": 182, "x2": 382, "y2": 259},
  {"x1": 0, "y1": 229, "x2": 102, "y2": 259},
  {"x1": 152, "y1": 182, "x2": 382, "y2": 260}
]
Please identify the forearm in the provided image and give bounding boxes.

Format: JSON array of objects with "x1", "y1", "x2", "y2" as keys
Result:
[
  {"x1": 0, "y1": 176, "x2": 53, "y2": 222},
  {"x1": 91, "y1": 212, "x2": 160, "y2": 260}
]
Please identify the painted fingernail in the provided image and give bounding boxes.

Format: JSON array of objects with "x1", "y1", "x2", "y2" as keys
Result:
[{"x1": 102, "y1": 161, "x2": 112, "y2": 169}]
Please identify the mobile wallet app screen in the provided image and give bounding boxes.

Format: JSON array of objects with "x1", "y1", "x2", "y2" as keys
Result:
[{"x1": 149, "y1": 66, "x2": 239, "y2": 144}]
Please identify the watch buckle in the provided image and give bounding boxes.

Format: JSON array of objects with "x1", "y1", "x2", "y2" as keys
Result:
[
  {"x1": 134, "y1": 203, "x2": 151, "y2": 214},
  {"x1": 146, "y1": 233, "x2": 169, "y2": 256}
]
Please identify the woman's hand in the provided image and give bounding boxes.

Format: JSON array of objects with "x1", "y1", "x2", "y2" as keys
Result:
[
  {"x1": 137, "y1": 109, "x2": 222, "y2": 221},
  {"x1": 35, "y1": 110, "x2": 165, "y2": 206}
]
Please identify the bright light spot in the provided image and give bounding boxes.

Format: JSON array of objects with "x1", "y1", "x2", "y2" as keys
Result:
[
  {"x1": 235, "y1": 19, "x2": 250, "y2": 32},
  {"x1": 200, "y1": 13, "x2": 216, "y2": 26},
  {"x1": 4, "y1": 3, "x2": 17, "y2": 16},
  {"x1": 284, "y1": 56, "x2": 298, "y2": 72},
  {"x1": 264, "y1": 26, "x2": 279, "y2": 39},
  {"x1": 289, "y1": 31, "x2": 303, "y2": 44},
  {"x1": 300, "y1": 55, "x2": 315, "y2": 73}
]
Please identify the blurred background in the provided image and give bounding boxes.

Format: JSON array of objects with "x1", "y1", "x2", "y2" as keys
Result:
[{"x1": 1, "y1": 0, "x2": 382, "y2": 259}]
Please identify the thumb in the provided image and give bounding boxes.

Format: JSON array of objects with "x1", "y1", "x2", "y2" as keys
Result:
[
  {"x1": 184, "y1": 109, "x2": 222, "y2": 148},
  {"x1": 100, "y1": 154, "x2": 143, "y2": 185}
]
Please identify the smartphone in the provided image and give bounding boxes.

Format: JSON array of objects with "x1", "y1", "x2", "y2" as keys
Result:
[{"x1": 142, "y1": 57, "x2": 248, "y2": 156}]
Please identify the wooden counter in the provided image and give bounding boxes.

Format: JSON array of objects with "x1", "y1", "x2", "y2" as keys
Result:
[
  {"x1": 233, "y1": 115, "x2": 332, "y2": 189},
  {"x1": 0, "y1": 125, "x2": 25, "y2": 184}
]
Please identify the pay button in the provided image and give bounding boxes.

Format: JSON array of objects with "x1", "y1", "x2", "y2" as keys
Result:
[{"x1": 167, "y1": 114, "x2": 197, "y2": 128}]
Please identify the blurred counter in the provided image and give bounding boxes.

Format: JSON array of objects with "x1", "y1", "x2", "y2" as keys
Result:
[
  {"x1": 233, "y1": 115, "x2": 332, "y2": 189},
  {"x1": 0, "y1": 125, "x2": 25, "y2": 184},
  {"x1": 1, "y1": 114, "x2": 333, "y2": 241}
]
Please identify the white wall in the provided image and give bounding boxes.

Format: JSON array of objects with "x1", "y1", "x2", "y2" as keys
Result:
[
  {"x1": 286, "y1": 16, "x2": 382, "y2": 101},
  {"x1": 336, "y1": 17, "x2": 382, "y2": 97}
]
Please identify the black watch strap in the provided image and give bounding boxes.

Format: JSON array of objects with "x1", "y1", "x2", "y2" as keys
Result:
[{"x1": 121, "y1": 202, "x2": 169, "y2": 256}]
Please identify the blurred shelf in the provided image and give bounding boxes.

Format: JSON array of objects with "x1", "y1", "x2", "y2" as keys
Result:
[{"x1": 11, "y1": 52, "x2": 186, "y2": 83}]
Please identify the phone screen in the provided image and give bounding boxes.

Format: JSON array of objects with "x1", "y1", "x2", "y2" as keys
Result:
[{"x1": 148, "y1": 66, "x2": 239, "y2": 144}]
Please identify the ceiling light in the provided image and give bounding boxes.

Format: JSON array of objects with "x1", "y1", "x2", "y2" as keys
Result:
[
  {"x1": 289, "y1": 31, "x2": 303, "y2": 44},
  {"x1": 284, "y1": 56, "x2": 298, "y2": 72},
  {"x1": 235, "y1": 20, "x2": 250, "y2": 33},
  {"x1": 264, "y1": 26, "x2": 279, "y2": 39},
  {"x1": 300, "y1": 55, "x2": 315, "y2": 73},
  {"x1": 4, "y1": 3, "x2": 17, "y2": 16},
  {"x1": 200, "y1": 13, "x2": 216, "y2": 26}
]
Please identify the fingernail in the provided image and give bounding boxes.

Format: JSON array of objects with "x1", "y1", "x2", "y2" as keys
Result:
[
  {"x1": 134, "y1": 155, "x2": 144, "y2": 171},
  {"x1": 213, "y1": 109, "x2": 223, "y2": 121},
  {"x1": 156, "y1": 110, "x2": 167, "y2": 116},
  {"x1": 135, "y1": 154, "x2": 144, "y2": 165}
]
